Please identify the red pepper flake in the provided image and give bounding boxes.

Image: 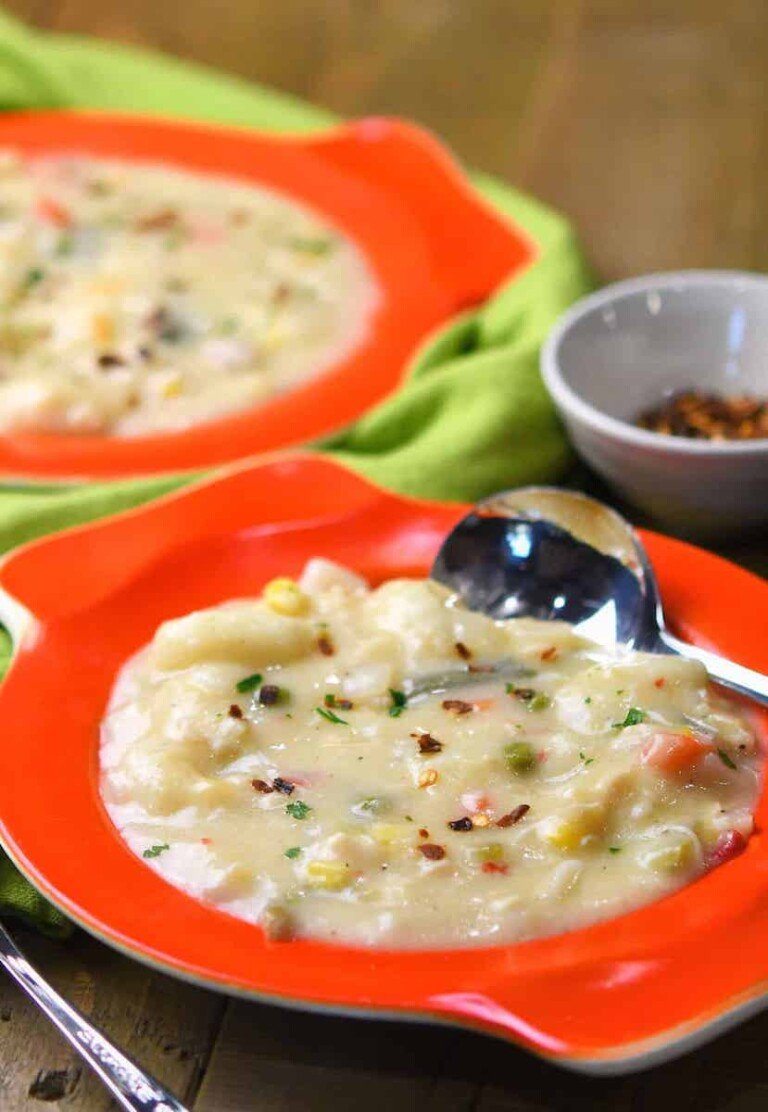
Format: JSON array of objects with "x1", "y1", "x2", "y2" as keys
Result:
[
  {"x1": 272, "y1": 777, "x2": 295, "y2": 796},
  {"x1": 228, "y1": 703, "x2": 243, "y2": 719},
  {"x1": 97, "y1": 352, "x2": 126, "y2": 369},
  {"x1": 317, "y1": 635, "x2": 335, "y2": 657},
  {"x1": 540, "y1": 646, "x2": 558, "y2": 662},
  {"x1": 135, "y1": 208, "x2": 179, "y2": 232},
  {"x1": 497, "y1": 804, "x2": 530, "y2": 828},
  {"x1": 418, "y1": 828, "x2": 430, "y2": 839},
  {"x1": 200, "y1": 837, "x2": 212, "y2": 846},
  {"x1": 637, "y1": 390, "x2": 768, "y2": 441},
  {"x1": 455, "y1": 642, "x2": 472, "y2": 660},
  {"x1": 508, "y1": 686, "x2": 536, "y2": 702},
  {"x1": 707, "y1": 829, "x2": 747, "y2": 868},
  {"x1": 324, "y1": 693, "x2": 353, "y2": 711},
  {"x1": 654, "y1": 677, "x2": 666, "y2": 689},
  {"x1": 442, "y1": 699, "x2": 473, "y2": 716},
  {"x1": 482, "y1": 861, "x2": 509, "y2": 875},
  {"x1": 468, "y1": 663, "x2": 494, "y2": 674},
  {"x1": 418, "y1": 843, "x2": 446, "y2": 861},
  {"x1": 448, "y1": 816, "x2": 474, "y2": 832},
  {"x1": 251, "y1": 779, "x2": 274, "y2": 793},
  {"x1": 412, "y1": 731, "x2": 444, "y2": 754}
]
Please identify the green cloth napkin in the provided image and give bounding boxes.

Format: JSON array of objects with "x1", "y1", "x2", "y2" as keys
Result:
[{"x1": 0, "y1": 9, "x2": 593, "y2": 936}]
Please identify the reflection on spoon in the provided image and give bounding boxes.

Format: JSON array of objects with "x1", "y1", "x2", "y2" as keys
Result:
[{"x1": 431, "y1": 487, "x2": 768, "y2": 707}]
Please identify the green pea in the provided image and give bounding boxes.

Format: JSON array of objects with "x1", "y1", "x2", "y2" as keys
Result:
[{"x1": 503, "y1": 741, "x2": 537, "y2": 774}]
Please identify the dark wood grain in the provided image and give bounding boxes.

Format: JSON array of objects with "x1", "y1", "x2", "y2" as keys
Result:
[
  {"x1": 0, "y1": 1, "x2": 766, "y2": 1108},
  {"x1": 0, "y1": 925, "x2": 225, "y2": 1108}
]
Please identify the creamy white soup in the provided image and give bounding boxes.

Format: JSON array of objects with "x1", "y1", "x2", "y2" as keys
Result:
[
  {"x1": 100, "y1": 560, "x2": 761, "y2": 949},
  {"x1": 0, "y1": 152, "x2": 378, "y2": 435}
]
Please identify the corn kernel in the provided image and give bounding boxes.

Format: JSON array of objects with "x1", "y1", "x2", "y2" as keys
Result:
[
  {"x1": 263, "y1": 577, "x2": 310, "y2": 617},
  {"x1": 473, "y1": 813, "x2": 491, "y2": 829},
  {"x1": 159, "y1": 373, "x2": 184, "y2": 399},
  {"x1": 370, "y1": 823, "x2": 412, "y2": 846},
  {"x1": 263, "y1": 319, "x2": 288, "y2": 351},
  {"x1": 305, "y1": 860, "x2": 352, "y2": 890},
  {"x1": 417, "y1": 768, "x2": 438, "y2": 789},
  {"x1": 541, "y1": 807, "x2": 604, "y2": 852},
  {"x1": 92, "y1": 311, "x2": 115, "y2": 346}
]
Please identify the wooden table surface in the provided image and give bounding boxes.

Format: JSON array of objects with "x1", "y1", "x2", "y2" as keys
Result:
[{"x1": 1, "y1": 1, "x2": 767, "y2": 1108}]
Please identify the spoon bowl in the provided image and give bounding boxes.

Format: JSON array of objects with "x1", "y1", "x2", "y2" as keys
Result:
[{"x1": 432, "y1": 487, "x2": 768, "y2": 706}]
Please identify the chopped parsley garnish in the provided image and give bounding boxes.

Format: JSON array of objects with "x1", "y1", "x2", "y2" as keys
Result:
[
  {"x1": 388, "y1": 689, "x2": 407, "y2": 717},
  {"x1": 142, "y1": 843, "x2": 170, "y2": 859},
  {"x1": 579, "y1": 751, "x2": 595, "y2": 766},
  {"x1": 23, "y1": 267, "x2": 45, "y2": 289},
  {"x1": 584, "y1": 696, "x2": 592, "y2": 705},
  {"x1": 284, "y1": 846, "x2": 302, "y2": 859},
  {"x1": 286, "y1": 801, "x2": 311, "y2": 820},
  {"x1": 609, "y1": 846, "x2": 621, "y2": 855},
  {"x1": 613, "y1": 707, "x2": 646, "y2": 729},
  {"x1": 717, "y1": 748, "x2": 737, "y2": 770},
  {"x1": 291, "y1": 235, "x2": 334, "y2": 255},
  {"x1": 236, "y1": 672, "x2": 262, "y2": 693},
  {"x1": 316, "y1": 706, "x2": 349, "y2": 725}
]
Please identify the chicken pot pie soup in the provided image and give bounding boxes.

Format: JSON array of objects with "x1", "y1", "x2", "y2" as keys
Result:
[
  {"x1": 0, "y1": 152, "x2": 378, "y2": 435},
  {"x1": 100, "y1": 560, "x2": 761, "y2": 949}
]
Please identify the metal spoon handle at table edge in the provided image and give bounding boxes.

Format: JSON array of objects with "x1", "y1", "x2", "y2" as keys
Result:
[
  {"x1": 0, "y1": 922, "x2": 189, "y2": 1112},
  {"x1": 658, "y1": 628, "x2": 768, "y2": 708}
]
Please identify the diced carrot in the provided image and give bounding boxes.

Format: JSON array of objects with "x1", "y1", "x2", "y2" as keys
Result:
[
  {"x1": 641, "y1": 731, "x2": 711, "y2": 774},
  {"x1": 35, "y1": 196, "x2": 72, "y2": 227},
  {"x1": 654, "y1": 677, "x2": 666, "y2": 689}
]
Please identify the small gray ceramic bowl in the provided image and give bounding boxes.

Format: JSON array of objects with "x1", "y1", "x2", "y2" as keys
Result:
[{"x1": 541, "y1": 271, "x2": 768, "y2": 537}]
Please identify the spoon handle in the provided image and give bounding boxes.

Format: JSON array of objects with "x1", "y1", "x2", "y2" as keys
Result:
[
  {"x1": 0, "y1": 919, "x2": 188, "y2": 1112},
  {"x1": 658, "y1": 629, "x2": 768, "y2": 708}
]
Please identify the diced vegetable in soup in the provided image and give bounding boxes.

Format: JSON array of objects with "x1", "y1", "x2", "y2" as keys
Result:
[
  {"x1": 0, "y1": 152, "x2": 378, "y2": 435},
  {"x1": 100, "y1": 560, "x2": 762, "y2": 949}
]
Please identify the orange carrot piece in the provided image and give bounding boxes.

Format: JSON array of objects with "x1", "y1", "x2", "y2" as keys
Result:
[
  {"x1": 35, "y1": 196, "x2": 71, "y2": 227},
  {"x1": 641, "y1": 731, "x2": 710, "y2": 774}
]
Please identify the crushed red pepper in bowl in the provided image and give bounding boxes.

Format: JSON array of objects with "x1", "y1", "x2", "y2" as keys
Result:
[{"x1": 636, "y1": 391, "x2": 768, "y2": 441}]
